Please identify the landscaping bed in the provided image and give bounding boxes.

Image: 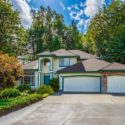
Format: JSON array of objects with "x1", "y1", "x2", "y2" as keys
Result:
[
  {"x1": 0, "y1": 79, "x2": 59, "y2": 117},
  {"x1": 0, "y1": 93, "x2": 49, "y2": 117}
]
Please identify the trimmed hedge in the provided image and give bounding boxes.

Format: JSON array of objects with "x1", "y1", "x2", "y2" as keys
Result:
[
  {"x1": 0, "y1": 88, "x2": 21, "y2": 99},
  {"x1": 0, "y1": 93, "x2": 49, "y2": 116}
]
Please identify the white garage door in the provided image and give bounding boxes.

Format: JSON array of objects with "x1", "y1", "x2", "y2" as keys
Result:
[
  {"x1": 63, "y1": 76, "x2": 101, "y2": 92},
  {"x1": 107, "y1": 76, "x2": 125, "y2": 93}
]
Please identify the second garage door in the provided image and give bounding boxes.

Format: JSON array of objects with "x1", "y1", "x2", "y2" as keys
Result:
[
  {"x1": 107, "y1": 76, "x2": 125, "y2": 93},
  {"x1": 63, "y1": 76, "x2": 101, "y2": 92}
]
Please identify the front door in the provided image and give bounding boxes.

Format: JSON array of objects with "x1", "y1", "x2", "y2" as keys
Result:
[{"x1": 44, "y1": 75, "x2": 50, "y2": 85}]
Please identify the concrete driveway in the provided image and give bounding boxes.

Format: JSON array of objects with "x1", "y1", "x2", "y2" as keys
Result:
[{"x1": 1, "y1": 94, "x2": 125, "y2": 125}]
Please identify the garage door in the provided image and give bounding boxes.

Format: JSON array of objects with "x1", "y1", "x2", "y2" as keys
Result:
[
  {"x1": 63, "y1": 76, "x2": 101, "y2": 92},
  {"x1": 107, "y1": 76, "x2": 125, "y2": 93}
]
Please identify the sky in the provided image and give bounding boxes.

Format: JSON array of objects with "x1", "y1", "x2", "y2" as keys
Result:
[{"x1": 10, "y1": 0, "x2": 111, "y2": 33}]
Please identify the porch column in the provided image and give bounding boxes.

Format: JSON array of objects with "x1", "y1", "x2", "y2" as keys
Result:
[
  {"x1": 102, "y1": 73, "x2": 107, "y2": 93},
  {"x1": 50, "y1": 58, "x2": 53, "y2": 79},
  {"x1": 38, "y1": 58, "x2": 42, "y2": 87}
]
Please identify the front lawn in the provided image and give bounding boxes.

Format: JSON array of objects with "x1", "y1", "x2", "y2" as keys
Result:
[{"x1": 0, "y1": 93, "x2": 49, "y2": 116}]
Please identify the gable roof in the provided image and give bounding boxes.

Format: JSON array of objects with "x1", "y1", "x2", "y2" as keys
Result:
[
  {"x1": 57, "y1": 58, "x2": 125, "y2": 73},
  {"x1": 23, "y1": 60, "x2": 38, "y2": 70},
  {"x1": 69, "y1": 50, "x2": 97, "y2": 59},
  {"x1": 51, "y1": 49, "x2": 77, "y2": 57}
]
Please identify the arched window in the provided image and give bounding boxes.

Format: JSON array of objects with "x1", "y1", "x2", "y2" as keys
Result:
[{"x1": 44, "y1": 59, "x2": 50, "y2": 66}]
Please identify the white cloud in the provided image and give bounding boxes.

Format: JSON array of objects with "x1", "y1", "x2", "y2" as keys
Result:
[
  {"x1": 77, "y1": 19, "x2": 84, "y2": 28},
  {"x1": 67, "y1": 6, "x2": 71, "y2": 11},
  {"x1": 69, "y1": 11, "x2": 76, "y2": 19},
  {"x1": 74, "y1": 4, "x2": 79, "y2": 10},
  {"x1": 68, "y1": 6, "x2": 84, "y2": 21},
  {"x1": 80, "y1": 2, "x2": 85, "y2": 7},
  {"x1": 60, "y1": 2, "x2": 65, "y2": 10},
  {"x1": 84, "y1": 0, "x2": 105, "y2": 18},
  {"x1": 11, "y1": 0, "x2": 32, "y2": 28},
  {"x1": 67, "y1": 1, "x2": 105, "y2": 33}
]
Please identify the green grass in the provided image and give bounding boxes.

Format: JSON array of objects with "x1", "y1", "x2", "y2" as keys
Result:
[{"x1": 0, "y1": 93, "x2": 49, "y2": 110}]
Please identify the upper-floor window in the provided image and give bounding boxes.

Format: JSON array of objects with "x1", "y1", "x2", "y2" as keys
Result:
[
  {"x1": 44, "y1": 59, "x2": 50, "y2": 67},
  {"x1": 59, "y1": 58, "x2": 70, "y2": 67}
]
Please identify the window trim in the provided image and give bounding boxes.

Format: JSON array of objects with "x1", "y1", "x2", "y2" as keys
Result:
[
  {"x1": 59, "y1": 58, "x2": 70, "y2": 67},
  {"x1": 21, "y1": 71, "x2": 35, "y2": 86}
]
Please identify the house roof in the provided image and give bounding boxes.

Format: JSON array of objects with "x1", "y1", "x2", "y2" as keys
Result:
[
  {"x1": 57, "y1": 58, "x2": 125, "y2": 73},
  {"x1": 81, "y1": 58, "x2": 110, "y2": 72},
  {"x1": 102, "y1": 62, "x2": 125, "y2": 71},
  {"x1": 51, "y1": 49, "x2": 77, "y2": 57},
  {"x1": 69, "y1": 50, "x2": 97, "y2": 59},
  {"x1": 23, "y1": 60, "x2": 38, "y2": 70},
  {"x1": 37, "y1": 49, "x2": 97, "y2": 59},
  {"x1": 57, "y1": 62, "x2": 85, "y2": 73},
  {"x1": 37, "y1": 51, "x2": 54, "y2": 56},
  {"x1": 57, "y1": 58, "x2": 110, "y2": 73}
]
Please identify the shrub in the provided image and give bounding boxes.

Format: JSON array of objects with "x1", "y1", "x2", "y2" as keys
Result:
[
  {"x1": 37, "y1": 85, "x2": 54, "y2": 95},
  {"x1": 16, "y1": 84, "x2": 31, "y2": 92},
  {"x1": 0, "y1": 88, "x2": 21, "y2": 99},
  {"x1": 28, "y1": 89, "x2": 36, "y2": 94},
  {"x1": 0, "y1": 53, "x2": 23, "y2": 89},
  {"x1": 43, "y1": 93, "x2": 49, "y2": 98},
  {"x1": 49, "y1": 78, "x2": 59, "y2": 92},
  {"x1": 0, "y1": 94, "x2": 44, "y2": 111}
]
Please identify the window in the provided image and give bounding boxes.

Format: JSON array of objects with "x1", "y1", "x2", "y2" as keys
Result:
[
  {"x1": 44, "y1": 59, "x2": 50, "y2": 67},
  {"x1": 21, "y1": 71, "x2": 35, "y2": 86},
  {"x1": 59, "y1": 58, "x2": 70, "y2": 67}
]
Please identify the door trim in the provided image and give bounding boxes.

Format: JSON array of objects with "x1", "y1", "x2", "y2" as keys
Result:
[{"x1": 44, "y1": 75, "x2": 50, "y2": 85}]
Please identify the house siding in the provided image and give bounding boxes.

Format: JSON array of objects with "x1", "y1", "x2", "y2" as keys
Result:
[{"x1": 53, "y1": 57, "x2": 77, "y2": 73}]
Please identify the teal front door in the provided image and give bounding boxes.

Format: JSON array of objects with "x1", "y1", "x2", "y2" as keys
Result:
[{"x1": 44, "y1": 75, "x2": 50, "y2": 85}]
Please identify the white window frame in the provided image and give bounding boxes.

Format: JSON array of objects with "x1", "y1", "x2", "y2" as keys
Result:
[
  {"x1": 59, "y1": 58, "x2": 70, "y2": 67},
  {"x1": 21, "y1": 71, "x2": 35, "y2": 86}
]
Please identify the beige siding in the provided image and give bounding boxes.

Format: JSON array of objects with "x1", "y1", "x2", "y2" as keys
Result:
[{"x1": 53, "y1": 57, "x2": 77, "y2": 73}]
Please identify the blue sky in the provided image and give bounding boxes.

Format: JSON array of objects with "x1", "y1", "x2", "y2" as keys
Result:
[{"x1": 10, "y1": 0, "x2": 111, "y2": 33}]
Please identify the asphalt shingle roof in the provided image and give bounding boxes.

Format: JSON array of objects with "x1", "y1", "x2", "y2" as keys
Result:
[
  {"x1": 37, "y1": 49, "x2": 97, "y2": 59},
  {"x1": 52, "y1": 49, "x2": 77, "y2": 57},
  {"x1": 69, "y1": 50, "x2": 97, "y2": 59},
  {"x1": 57, "y1": 62, "x2": 85, "y2": 73},
  {"x1": 23, "y1": 60, "x2": 38, "y2": 70},
  {"x1": 37, "y1": 51, "x2": 53, "y2": 56},
  {"x1": 102, "y1": 62, "x2": 125, "y2": 71},
  {"x1": 82, "y1": 58, "x2": 110, "y2": 71},
  {"x1": 57, "y1": 58, "x2": 125, "y2": 73}
]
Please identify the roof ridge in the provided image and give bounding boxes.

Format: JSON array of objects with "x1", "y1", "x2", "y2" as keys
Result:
[
  {"x1": 99, "y1": 63, "x2": 112, "y2": 71},
  {"x1": 67, "y1": 50, "x2": 79, "y2": 56}
]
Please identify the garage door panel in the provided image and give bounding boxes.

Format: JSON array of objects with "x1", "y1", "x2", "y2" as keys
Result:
[
  {"x1": 107, "y1": 76, "x2": 125, "y2": 93},
  {"x1": 63, "y1": 76, "x2": 100, "y2": 92}
]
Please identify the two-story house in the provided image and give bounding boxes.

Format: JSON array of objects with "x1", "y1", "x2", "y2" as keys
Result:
[
  {"x1": 22, "y1": 49, "x2": 125, "y2": 93},
  {"x1": 22, "y1": 49, "x2": 96, "y2": 88}
]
